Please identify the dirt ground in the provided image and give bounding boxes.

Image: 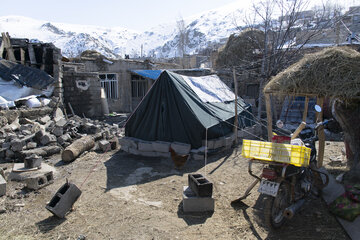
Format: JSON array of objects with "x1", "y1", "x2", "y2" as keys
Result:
[{"x1": 0, "y1": 141, "x2": 350, "y2": 240}]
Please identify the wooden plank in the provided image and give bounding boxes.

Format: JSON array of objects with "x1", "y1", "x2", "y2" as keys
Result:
[
  {"x1": 265, "y1": 93, "x2": 273, "y2": 141},
  {"x1": 2, "y1": 32, "x2": 16, "y2": 61},
  {"x1": 28, "y1": 44, "x2": 37, "y2": 65},
  {"x1": 20, "y1": 48, "x2": 25, "y2": 65},
  {"x1": 0, "y1": 34, "x2": 4, "y2": 58},
  {"x1": 233, "y1": 68, "x2": 238, "y2": 144},
  {"x1": 302, "y1": 96, "x2": 309, "y2": 122},
  {"x1": 316, "y1": 97, "x2": 325, "y2": 168}
]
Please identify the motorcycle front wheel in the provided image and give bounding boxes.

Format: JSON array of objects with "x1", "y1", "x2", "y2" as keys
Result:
[{"x1": 264, "y1": 183, "x2": 291, "y2": 229}]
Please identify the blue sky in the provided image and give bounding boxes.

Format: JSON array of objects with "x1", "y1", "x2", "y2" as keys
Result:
[{"x1": 0, "y1": 0, "x2": 240, "y2": 31}]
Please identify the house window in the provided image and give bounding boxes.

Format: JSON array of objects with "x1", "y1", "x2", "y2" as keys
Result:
[
  {"x1": 131, "y1": 74, "x2": 147, "y2": 98},
  {"x1": 99, "y1": 73, "x2": 118, "y2": 99}
]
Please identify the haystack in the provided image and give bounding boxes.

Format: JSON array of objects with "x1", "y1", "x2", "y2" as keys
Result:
[{"x1": 264, "y1": 47, "x2": 360, "y2": 99}]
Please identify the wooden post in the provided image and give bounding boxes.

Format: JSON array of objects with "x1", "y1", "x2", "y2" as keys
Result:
[
  {"x1": 302, "y1": 96, "x2": 309, "y2": 123},
  {"x1": 265, "y1": 93, "x2": 273, "y2": 141},
  {"x1": 233, "y1": 68, "x2": 238, "y2": 144},
  {"x1": 316, "y1": 97, "x2": 325, "y2": 168},
  {"x1": 28, "y1": 44, "x2": 37, "y2": 66},
  {"x1": 2, "y1": 32, "x2": 16, "y2": 62},
  {"x1": 20, "y1": 48, "x2": 25, "y2": 65},
  {"x1": 0, "y1": 36, "x2": 4, "y2": 58}
]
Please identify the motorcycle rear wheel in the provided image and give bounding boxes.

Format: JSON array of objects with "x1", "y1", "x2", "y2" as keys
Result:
[{"x1": 264, "y1": 183, "x2": 291, "y2": 229}]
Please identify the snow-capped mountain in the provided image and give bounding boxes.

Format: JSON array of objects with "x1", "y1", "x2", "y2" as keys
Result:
[{"x1": 0, "y1": 2, "x2": 253, "y2": 59}]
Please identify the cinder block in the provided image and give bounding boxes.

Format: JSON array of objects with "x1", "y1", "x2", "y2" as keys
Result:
[
  {"x1": 152, "y1": 141, "x2": 170, "y2": 153},
  {"x1": 46, "y1": 182, "x2": 82, "y2": 218},
  {"x1": 25, "y1": 171, "x2": 53, "y2": 190},
  {"x1": 191, "y1": 153, "x2": 204, "y2": 161},
  {"x1": 188, "y1": 173, "x2": 213, "y2": 197},
  {"x1": 225, "y1": 136, "x2": 233, "y2": 147},
  {"x1": 0, "y1": 174, "x2": 6, "y2": 196},
  {"x1": 24, "y1": 155, "x2": 42, "y2": 169},
  {"x1": 138, "y1": 150, "x2": 157, "y2": 157},
  {"x1": 170, "y1": 142, "x2": 191, "y2": 155},
  {"x1": 119, "y1": 137, "x2": 138, "y2": 149},
  {"x1": 182, "y1": 186, "x2": 214, "y2": 212},
  {"x1": 202, "y1": 139, "x2": 215, "y2": 149},
  {"x1": 138, "y1": 141, "x2": 153, "y2": 152},
  {"x1": 213, "y1": 137, "x2": 225, "y2": 149},
  {"x1": 108, "y1": 137, "x2": 119, "y2": 150},
  {"x1": 98, "y1": 140, "x2": 111, "y2": 152},
  {"x1": 155, "y1": 152, "x2": 171, "y2": 158}
]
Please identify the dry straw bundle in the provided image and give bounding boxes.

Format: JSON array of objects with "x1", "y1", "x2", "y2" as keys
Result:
[{"x1": 264, "y1": 47, "x2": 360, "y2": 99}]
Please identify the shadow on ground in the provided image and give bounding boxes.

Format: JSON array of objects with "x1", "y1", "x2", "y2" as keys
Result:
[
  {"x1": 177, "y1": 200, "x2": 214, "y2": 226},
  {"x1": 36, "y1": 216, "x2": 66, "y2": 233},
  {"x1": 104, "y1": 147, "x2": 236, "y2": 192}
]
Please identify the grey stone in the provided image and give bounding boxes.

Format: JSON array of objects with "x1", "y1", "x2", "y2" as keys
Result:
[
  {"x1": 35, "y1": 130, "x2": 46, "y2": 141},
  {"x1": 109, "y1": 137, "x2": 119, "y2": 150},
  {"x1": 46, "y1": 182, "x2": 82, "y2": 218},
  {"x1": 11, "y1": 139, "x2": 25, "y2": 152},
  {"x1": 55, "y1": 118, "x2": 67, "y2": 128},
  {"x1": 52, "y1": 126, "x2": 63, "y2": 137},
  {"x1": 5, "y1": 149, "x2": 14, "y2": 158},
  {"x1": 38, "y1": 115, "x2": 51, "y2": 125},
  {"x1": 0, "y1": 116, "x2": 8, "y2": 128},
  {"x1": 53, "y1": 108, "x2": 65, "y2": 122},
  {"x1": 20, "y1": 124, "x2": 33, "y2": 132},
  {"x1": 26, "y1": 142, "x2": 37, "y2": 149},
  {"x1": 98, "y1": 140, "x2": 111, "y2": 152},
  {"x1": 2, "y1": 142, "x2": 11, "y2": 150},
  {"x1": 152, "y1": 141, "x2": 170, "y2": 153},
  {"x1": 138, "y1": 141, "x2": 153, "y2": 152},
  {"x1": 21, "y1": 130, "x2": 33, "y2": 136},
  {"x1": 0, "y1": 174, "x2": 6, "y2": 196},
  {"x1": 57, "y1": 134, "x2": 71, "y2": 145},
  {"x1": 170, "y1": 142, "x2": 191, "y2": 155},
  {"x1": 40, "y1": 133, "x2": 57, "y2": 146},
  {"x1": 9, "y1": 118, "x2": 20, "y2": 131}
]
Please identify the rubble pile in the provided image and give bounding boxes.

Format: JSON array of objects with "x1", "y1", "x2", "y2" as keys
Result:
[{"x1": 0, "y1": 100, "x2": 122, "y2": 163}]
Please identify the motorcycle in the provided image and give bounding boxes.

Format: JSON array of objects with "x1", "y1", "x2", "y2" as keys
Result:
[{"x1": 236, "y1": 108, "x2": 331, "y2": 229}]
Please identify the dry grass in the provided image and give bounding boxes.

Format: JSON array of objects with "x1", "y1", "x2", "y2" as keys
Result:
[{"x1": 264, "y1": 47, "x2": 360, "y2": 99}]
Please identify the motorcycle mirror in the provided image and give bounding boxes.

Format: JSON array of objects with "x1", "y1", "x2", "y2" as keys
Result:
[
  {"x1": 314, "y1": 105, "x2": 322, "y2": 113},
  {"x1": 276, "y1": 120, "x2": 284, "y2": 129}
]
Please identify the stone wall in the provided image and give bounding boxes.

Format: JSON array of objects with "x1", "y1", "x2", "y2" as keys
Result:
[{"x1": 62, "y1": 68, "x2": 102, "y2": 118}]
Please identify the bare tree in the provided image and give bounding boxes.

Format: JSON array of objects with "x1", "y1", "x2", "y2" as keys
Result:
[
  {"x1": 236, "y1": 0, "x2": 345, "y2": 118},
  {"x1": 176, "y1": 17, "x2": 188, "y2": 60}
]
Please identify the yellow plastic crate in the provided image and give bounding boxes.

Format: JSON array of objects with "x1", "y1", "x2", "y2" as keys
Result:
[{"x1": 241, "y1": 139, "x2": 311, "y2": 167}]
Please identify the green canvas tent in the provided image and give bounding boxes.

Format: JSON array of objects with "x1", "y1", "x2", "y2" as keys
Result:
[{"x1": 125, "y1": 70, "x2": 253, "y2": 149}]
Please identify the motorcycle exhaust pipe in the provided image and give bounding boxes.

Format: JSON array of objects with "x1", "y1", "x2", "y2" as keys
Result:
[{"x1": 284, "y1": 199, "x2": 305, "y2": 219}]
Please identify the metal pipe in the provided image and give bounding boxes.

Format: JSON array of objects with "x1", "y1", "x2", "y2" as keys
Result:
[{"x1": 284, "y1": 199, "x2": 305, "y2": 219}]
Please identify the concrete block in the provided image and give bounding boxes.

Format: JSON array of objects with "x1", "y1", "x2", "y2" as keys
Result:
[
  {"x1": 156, "y1": 152, "x2": 171, "y2": 158},
  {"x1": 170, "y1": 142, "x2": 191, "y2": 155},
  {"x1": 138, "y1": 141, "x2": 153, "y2": 152},
  {"x1": 191, "y1": 153, "x2": 204, "y2": 161},
  {"x1": 55, "y1": 118, "x2": 67, "y2": 128},
  {"x1": 120, "y1": 145, "x2": 129, "y2": 152},
  {"x1": 57, "y1": 134, "x2": 71, "y2": 145},
  {"x1": 119, "y1": 137, "x2": 138, "y2": 149},
  {"x1": 24, "y1": 154, "x2": 42, "y2": 169},
  {"x1": 213, "y1": 137, "x2": 225, "y2": 149},
  {"x1": 188, "y1": 173, "x2": 213, "y2": 197},
  {"x1": 108, "y1": 137, "x2": 119, "y2": 150},
  {"x1": 138, "y1": 150, "x2": 157, "y2": 157},
  {"x1": 40, "y1": 133, "x2": 57, "y2": 145},
  {"x1": 53, "y1": 108, "x2": 65, "y2": 122},
  {"x1": 99, "y1": 140, "x2": 111, "y2": 152},
  {"x1": 11, "y1": 139, "x2": 25, "y2": 152},
  {"x1": 152, "y1": 141, "x2": 170, "y2": 153},
  {"x1": 202, "y1": 139, "x2": 215, "y2": 149},
  {"x1": 46, "y1": 182, "x2": 82, "y2": 218},
  {"x1": 0, "y1": 175, "x2": 6, "y2": 196},
  {"x1": 25, "y1": 171, "x2": 53, "y2": 190},
  {"x1": 225, "y1": 136, "x2": 233, "y2": 147},
  {"x1": 52, "y1": 126, "x2": 63, "y2": 137},
  {"x1": 182, "y1": 186, "x2": 214, "y2": 212},
  {"x1": 128, "y1": 147, "x2": 140, "y2": 155}
]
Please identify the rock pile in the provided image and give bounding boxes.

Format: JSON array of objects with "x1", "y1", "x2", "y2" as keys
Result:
[{"x1": 0, "y1": 103, "x2": 122, "y2": 163}]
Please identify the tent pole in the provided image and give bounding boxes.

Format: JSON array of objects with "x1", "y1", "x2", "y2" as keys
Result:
[
  {"x1": 233, "y1": 68, "x2": 238, "y2": 144},
  {"x1": 302, "y1": 96, "x2": 309, "y2": 123},
  {"x1": 265, "y1": 93, "x2": 273, "y2": 141},
  {"x1": 204, "y1": 128, "x2": 208, "y2": 177},
  {"x1": 316, "y1": 97, "x2": 325, "y2": 168}
]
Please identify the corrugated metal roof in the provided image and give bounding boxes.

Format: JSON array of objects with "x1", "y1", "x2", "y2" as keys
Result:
[
  {"x1": 0, "y1": 59, "x2": 54, "y2": 89},
  {"x1": 130, "y1": 70, "x2": 162, "y2": 80}
]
